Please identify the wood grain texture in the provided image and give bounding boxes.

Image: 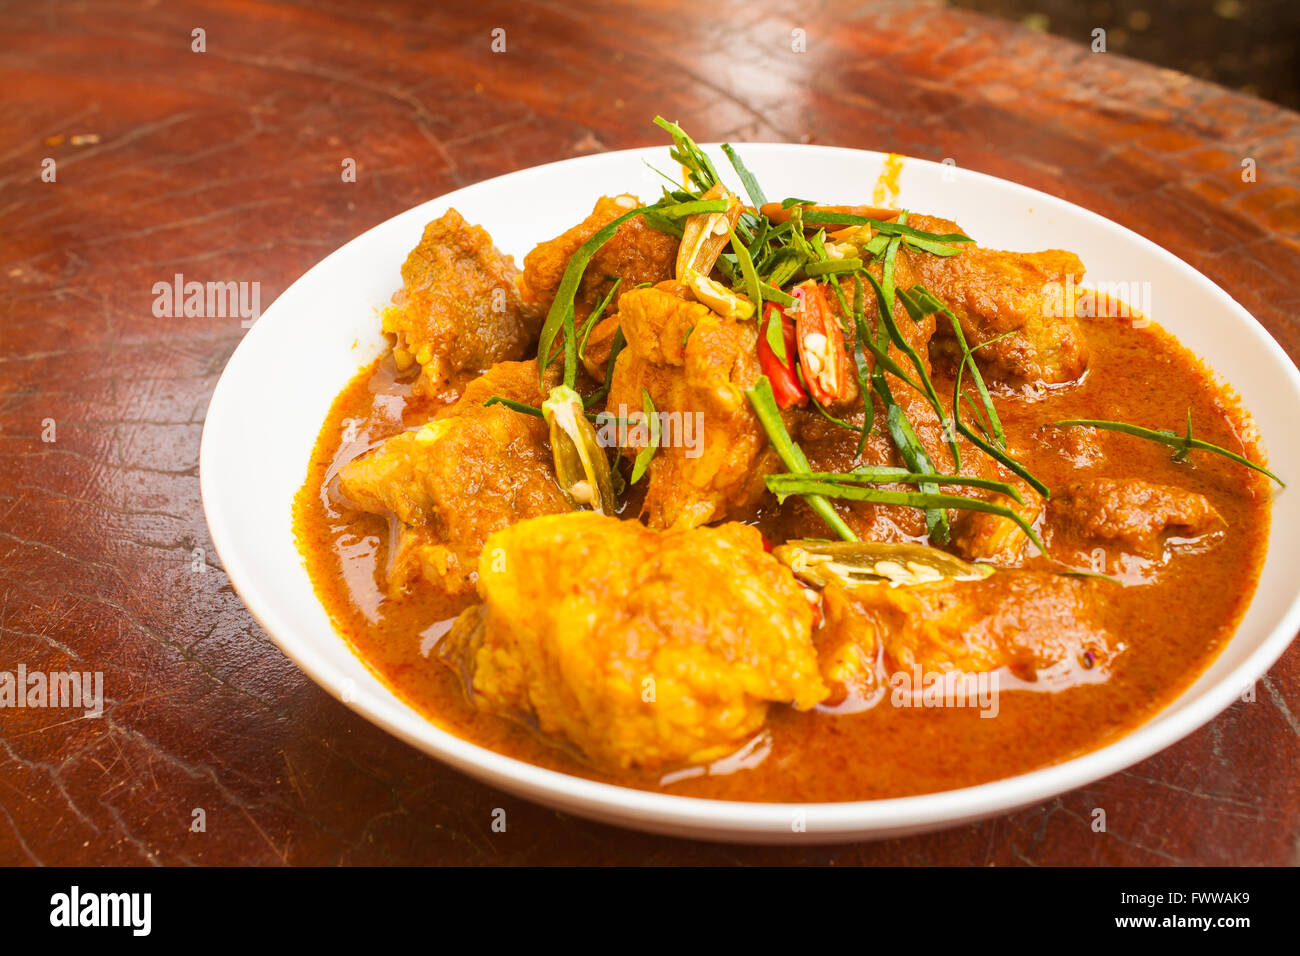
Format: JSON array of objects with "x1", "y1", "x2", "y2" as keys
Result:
[{"x1": 1, "y1": 0, "x2": 1298, "y2": 865}]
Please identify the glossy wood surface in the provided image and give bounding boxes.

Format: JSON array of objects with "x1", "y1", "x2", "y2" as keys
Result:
[{"x1": 2, "y1": 0, "x2": 1297, "y2": 864}]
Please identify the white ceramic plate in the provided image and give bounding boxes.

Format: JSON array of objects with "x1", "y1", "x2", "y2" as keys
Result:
[{"x1": 200, "y1": 144, "x2": 1300, "y2": 844}]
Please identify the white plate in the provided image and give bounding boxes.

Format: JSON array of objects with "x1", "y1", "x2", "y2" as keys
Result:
[{"x1": 200, "y1": 144, "x2": 1300, "y2": 844}]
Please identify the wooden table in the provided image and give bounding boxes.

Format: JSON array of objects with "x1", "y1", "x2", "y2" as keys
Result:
[{"x1": 2, "y1": 0, "x2": 1297, "y2": 866}]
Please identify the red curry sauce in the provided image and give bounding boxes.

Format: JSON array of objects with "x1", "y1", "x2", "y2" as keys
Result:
[{"x1": 292, "y1": 311, "x2": 1270, "y2": 802}]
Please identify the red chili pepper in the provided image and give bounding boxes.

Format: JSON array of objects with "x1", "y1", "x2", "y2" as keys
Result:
[
  {"x1": 757, "y1": 302, "x2": 808, "y2": 409},
  {"x1": 793, "y1": 280, "x2": 852, "y2": 406}
]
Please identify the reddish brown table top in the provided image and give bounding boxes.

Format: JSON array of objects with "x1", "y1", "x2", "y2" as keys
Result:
[{"x1": 2, "y1": 0, "x2": 1298, "y2": 865}]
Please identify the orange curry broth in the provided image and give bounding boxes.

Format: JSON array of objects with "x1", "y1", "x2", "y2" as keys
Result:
[{"x1": 292, "y1": 313, "x2": 1270, "y2": 802}]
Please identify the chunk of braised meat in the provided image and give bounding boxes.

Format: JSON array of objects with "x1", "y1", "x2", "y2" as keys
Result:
[
  {"x1": 577, "y1": 278, "x2": 701, "y2": 384},
  {"x1": 1048, "y1": 477, "x2": 1224, "y2": 564},
  {"x1": 607, "y1": 284, "x2": 777, "y2": 529},
  {"x1": 902, "y1": 214, "x2": 1090, "y2": 386},
  {"x1": 948, "y1": 489, "x2": 1043, "y2": 564},
  {"x1": 382, "y1": 209, "x2": 540, "y2": 399},
  {"x1": 338, "y1": 362, "x2": 569, "y2": 596},
  {"x1": 815, "y1": 572, "x2": 1117, "y2": 706},
  {"x1": 440, "y1": 514, "x2": 828, "y2": 772},
  {"x1": 519, "y1": 194, "x2": 678, "y2": 321}
]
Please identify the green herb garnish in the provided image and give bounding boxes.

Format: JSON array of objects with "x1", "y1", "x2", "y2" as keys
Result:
[
  {"x1": 721, "y1": 143, "x2": 768, "y2": 209},
  {"x1": 867, "y1": 219, "x2": 952, "y2": 542},
  {"x1": 728, "y1": 224, "x2": 763, "y2": 312},
  {"x1": 848, "y1": 274, "x2": 876, "y2": 447},
  {"x1": 1053, "y1": 415, "x2": 1284, "y2": 486},
  {"x1": 897, "y1": 283, "x2": 1049, "y2": 498},
  {"x1": 869, "y1": 220, "x2": 973, "y2": 244},
  {"x1": 483, "y1": 396, "x2": 545, "y2": 418},
  {"x1": 745, "y1": 377, "x2": 857, "y2": 541},
  {"x1": 862, "y1": 269, "x2": 959, "y2": 472},
  {"x1": 761, "y1": 282, "x2": 795, "y2": 308},
  {"x1": 629, "y1": 388, "x2": 660, "y2": 484},
  {"x1": 772, "y1": 467, "x2": 1026, "y2": 501},
  {"x1": 486, "y1": 395, "x2": 606, "y2": 423},
  {"x1": 583, "y1": 325, "x2": 627, "y2": 408},
  {"x1": 901, "y1": 284, "x2": 1005, "y2": 447},
  {"x1": 1058, "y1": 569, "x2": 1123, "y2": 584},
  {"x1": 798, "y1": 212, "x2": 972, "y2": 245},
  {"x1": 806, "y1": 258, "x2": 864, "y2": 276},
  {"x1": 763, "y1": 300, "x2": 788, "y2": 364},
  {"x1": 652, "y1": 117, "x2": 719, "y2": 193},
  {"x1": 577, "y1": 277, "x2": 622, "y2": 361},
  {"x1": 640, "y1": 211, "x2": 684, "y2": 237},
  {"x1": 538, "y1": 203, "x2": 659, "y2": 389},
  {"x1": 900, "y1": 235, "x2": 963, "y2": 257},
  {"x1": 764, "y1": 477, "x2": 1043, "y2": 551},
  {"x1": 656, "y1": 198, "x2": 730, "y2": 219}
]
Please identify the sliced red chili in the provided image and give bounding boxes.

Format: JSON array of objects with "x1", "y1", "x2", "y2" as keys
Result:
[
  {"x1": 757, "y1": 302, "x2": 807, "y2": 409},
  {"x1": 793, "y1": 280, "x2": 852, "y2": 406}
]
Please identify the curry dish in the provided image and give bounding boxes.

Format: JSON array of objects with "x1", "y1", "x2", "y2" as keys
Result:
[{"x1": 293, "y1": 120, "x2": 1277, "y2": 801}]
